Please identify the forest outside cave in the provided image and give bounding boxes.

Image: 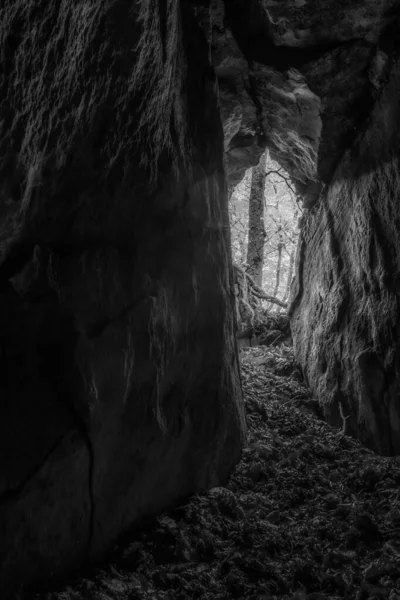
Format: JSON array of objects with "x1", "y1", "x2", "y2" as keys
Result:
[{"x1": 230, "y1": 153, "x2": 300, "y2": 312}]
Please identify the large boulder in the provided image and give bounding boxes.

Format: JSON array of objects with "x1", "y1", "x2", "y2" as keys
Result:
[
  {"x1": 0, "y1": 0, "x2": 245, "y2": 591},
  {"x1": 214, "y1": 0, "x2": 397, "y2": 196},
  {"x1": 290, "y1": 29, "x2": 400, "y2": 455}
]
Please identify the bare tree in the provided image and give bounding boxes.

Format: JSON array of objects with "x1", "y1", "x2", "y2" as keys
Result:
[
  {"x1": 246, "y1": 152, "x2": 267, "y2": 287},
  {"x1": 282, "y1": 248, "x2": 295, "y2": 305},
  {"x1": 229, "y1": 154, "x2": 300, "y2": 313},
  {"x1": 271, "y1": 228, "x2": 284, "y2": 311}
]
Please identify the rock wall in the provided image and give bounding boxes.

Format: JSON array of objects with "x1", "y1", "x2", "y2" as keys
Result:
[
  {"x1": 208, "y1": 0, "x2": 400, "y2": 456},
  {"x1": 290, "y1": 35, "x2": 400, "y2": 455},
  {"x1": 209, "y1": 0, "x2": 322, "y2": 193},
  {"x1": 0, "y1": 0, "x2": 245, "y2": 592}
]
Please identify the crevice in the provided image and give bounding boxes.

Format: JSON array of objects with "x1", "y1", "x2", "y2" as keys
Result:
[
  {"x1": 0, "y1": 430, "x2": 71, "y2": 503},
  {"x1": 368, "y1": 200, "x2": 397, "y2": 292},
  {"x1": 65, "y1": 406, "x2": 95, "y2": 558},
  {"x1": 0, "y1": 417, "x2": 95, "y2": 558},
  {"x1": 222, "y1": 0, "x2": 372, "y2": 72},
  {"x1": 287, "y1": 230, "x2": 305, "y2": 319},
  {"x1": 324, "y1": 203, "x2": 344, "y2": 277},
  {"x1": 246, "y1": 66, "x2": 267, "y2": 147},
  {"x1": 0, "y1": 241, "x2": 36, "y2": 291},
  {"x1": 159, "y1": 0, "x2": 168, "y2": 64},
  {"x1": 86, "y1": 291, "x2": 157, "y2": 338},
  {"x1": 0, "y1": 239, "x2": 139, "y2": 294},
  {"x1": 88, "y1": 447, "x2": 95, "y2": 556}
]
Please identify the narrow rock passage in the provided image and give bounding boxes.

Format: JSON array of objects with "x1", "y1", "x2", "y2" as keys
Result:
[{"x1": 23, "y1": 346, "x2": 400, "y2": 600}]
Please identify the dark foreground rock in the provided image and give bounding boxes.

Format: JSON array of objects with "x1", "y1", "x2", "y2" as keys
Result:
[{"x1": 0, "y1": 1, "x2": 245, "y2": 591}]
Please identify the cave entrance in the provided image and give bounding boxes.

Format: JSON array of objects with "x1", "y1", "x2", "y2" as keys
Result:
[{"x1": 229, "y1": 151, "x2": 301, "y2": 346}]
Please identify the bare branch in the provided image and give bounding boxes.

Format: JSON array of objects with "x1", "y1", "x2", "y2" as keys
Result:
[{"x1": 245, "y1": 271, "x2": 288, "y2": 308}]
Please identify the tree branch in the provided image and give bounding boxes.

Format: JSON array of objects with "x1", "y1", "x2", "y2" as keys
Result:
[{"x1": 245, "y1": 271, "x2": 288, "y2": 308}]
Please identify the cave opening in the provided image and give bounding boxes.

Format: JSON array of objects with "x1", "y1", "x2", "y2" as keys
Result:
[
  {"x1": 2, "y1": 0, "x2": 400, "y2": 596},
  {"x1": 229, "y1": 153, "x2": 301, "y2": 313}
]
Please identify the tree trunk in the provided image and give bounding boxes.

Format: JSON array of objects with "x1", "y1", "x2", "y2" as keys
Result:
[
  {"x1": 282, "y1": 248, "x2": 295, "y2": 305},
  {"x1": 246, "y1": 152, "x2": 267, "y2": 288},
  {"x1": 272, "y1": 232, "x2": 284, "y2": 299}
]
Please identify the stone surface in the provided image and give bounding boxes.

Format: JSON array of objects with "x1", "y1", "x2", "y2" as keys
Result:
[
  {"x1": 0, "y1": 0, "x2": 245, "y2": 592},
  {"x1": 208, "y1": 0, "x2": 321, "y2": 192},
  {"x1": 290, "y1": 32, "x2": 400, "y2": 455},
  {"x1": 210, "y1": 0, "x2": 265, "y2": 189},
  {"x1": 213, "y1": 0, "x2": 398, "y2": 198},
  {"x1": 250, "y1": 63, "x2": 321, "y2": 192},
  {"x1": 263, "y1": 0, "x2": 396, "y2": 48}
]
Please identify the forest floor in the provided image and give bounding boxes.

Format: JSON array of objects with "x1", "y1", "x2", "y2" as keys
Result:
[{"x1": 26, "y1": 343, "x2": 400, "y2": 600}]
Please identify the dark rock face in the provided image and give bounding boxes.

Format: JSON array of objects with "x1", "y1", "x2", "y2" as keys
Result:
[
  {"x1": 210, "y1": 0, "x2": 400, "y2": 456},
  {"x1": 208, "y1": 0, "x2": 264, "y2": 190},
  {"x1": 209, "y1": 0, "x2": 322, "y2": 193},
  {"x1": 213, "y1": 0, "x2": 398, "y2": 200},
  {"x1": 0, "y1": 0, "x2": 245, "y2": 591},
  {"x1": 291, "y1": 34, "x2": 400, "y2": 455}
]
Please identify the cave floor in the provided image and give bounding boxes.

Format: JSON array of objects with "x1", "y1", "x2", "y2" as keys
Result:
[{"x1": 26, "y1": 345, "x2": 400, "y2": 600}]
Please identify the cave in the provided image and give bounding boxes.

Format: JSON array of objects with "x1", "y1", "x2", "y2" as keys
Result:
[{"x1": 1, "y1": 0, "x2": 400, "y2": 595}]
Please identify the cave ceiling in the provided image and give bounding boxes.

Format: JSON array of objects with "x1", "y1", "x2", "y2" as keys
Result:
[{"x1": 195, "y1": 0, "x2": 400, "y2": 205}]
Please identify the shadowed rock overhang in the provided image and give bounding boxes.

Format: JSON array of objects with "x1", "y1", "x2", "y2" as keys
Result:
[{"x1": 204, "y1": 0, "x2": 399, "y2": 201}]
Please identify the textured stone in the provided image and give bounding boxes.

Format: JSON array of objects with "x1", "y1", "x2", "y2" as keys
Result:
[
  {"x1": 291, "y1": 43, "x2": 400, "y2": 455},
  {"x1": 214, "y1": 0, "x2": 398, "y2": 195},
  {"x1": 0, "y1": 0, "x2": 245, "y2": 591},
  {"x1": 210, "y1": 0, "x2": 264, "y2": 188},
  {"x1": 263, "y1": 0, "x2": 396, "y2": 47}
]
